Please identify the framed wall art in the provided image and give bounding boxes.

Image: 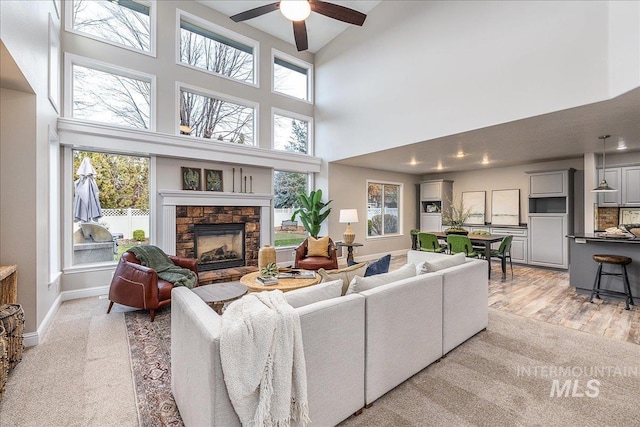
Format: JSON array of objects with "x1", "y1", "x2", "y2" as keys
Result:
[
  {"x1": 181, "y1": 167, "x2": 201, "y2": 191},
  {"x1": 462, "y1": 191, "x2": 486, "y2": 225},
  {"x1": 204, "y1": 169, "x2": 223, "y2": 192},
  {"x1": 491, "y1": 189, "x2": 520, "y2": 226}
]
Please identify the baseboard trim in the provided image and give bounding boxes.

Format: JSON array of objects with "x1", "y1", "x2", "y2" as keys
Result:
[{"x1": 24, "y1": 285, "x2": 110, "y2": 347}]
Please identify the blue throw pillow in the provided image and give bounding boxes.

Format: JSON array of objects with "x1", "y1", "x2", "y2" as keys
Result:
[{"x1": 348, "y1": 254, "x2": 391, "y2": 277}]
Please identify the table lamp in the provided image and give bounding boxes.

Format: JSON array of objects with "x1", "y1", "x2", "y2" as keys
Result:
[{"x1": 339, "y1": 209, "x2": 359, "y2": 245}]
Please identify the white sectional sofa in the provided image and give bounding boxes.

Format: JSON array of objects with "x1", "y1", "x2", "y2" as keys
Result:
[{"x1": 171, "y1": 250, "x2": 488, "y2": 425}]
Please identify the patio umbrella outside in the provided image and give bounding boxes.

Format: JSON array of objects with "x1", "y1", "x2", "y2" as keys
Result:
[{"x1": 74, "y1": 157, "x2": 103, "y2": 223}]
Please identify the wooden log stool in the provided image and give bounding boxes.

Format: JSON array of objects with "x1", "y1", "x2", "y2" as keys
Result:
[
  {"x1": 0, "y1": 304, "x2": 25, "y2": 370},
  {"x1": 589, "y1": 254, "x2": 634, "y2": 310}
]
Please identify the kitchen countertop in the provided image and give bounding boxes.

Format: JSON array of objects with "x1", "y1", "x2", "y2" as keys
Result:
[{"x1": 567, "y1": 233, "x2": 640, "y2": 244}]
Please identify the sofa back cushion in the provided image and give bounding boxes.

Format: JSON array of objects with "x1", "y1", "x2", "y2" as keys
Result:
[
  {"x1": 348, "y1": 254, "x2": 391, "y2": 277},
  {"x1": 318, "y1": 263, "x2": 368, "y2": 295},
  {"x1": 418, "y1": 252, "x2": 466, "y2": 273},
  {"x1": 285, "y1": 279, "x2": 343, "y2": 308},
  {"x1": 346, "y1": 263, "x2": 416, "y2": 294}
]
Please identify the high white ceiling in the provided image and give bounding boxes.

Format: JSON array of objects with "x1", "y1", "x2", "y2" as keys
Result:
[
  {"x1": 336, "y1": 88, "x2": 640, "y2": 175},
  {"x1": 197, "y1": 1, "x2": 382, "y2": 53}
]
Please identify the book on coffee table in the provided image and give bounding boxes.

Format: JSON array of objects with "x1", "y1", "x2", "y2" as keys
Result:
[
  {"x1": 257, "y1": 276, "x2": 279, "y2": 285},
  {"x1": 277, "y1": 270, "x2": 316, "y2": 279}
]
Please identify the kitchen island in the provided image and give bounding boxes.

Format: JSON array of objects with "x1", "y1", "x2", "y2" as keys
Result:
[{"x1": 567, "y1": 234, "x2": 639, "y2": 301}]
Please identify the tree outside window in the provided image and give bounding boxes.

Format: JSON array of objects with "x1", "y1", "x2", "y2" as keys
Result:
[
  {"x1": 274, "y1": 171, "x2": 309, "y2": 247},
  {"x1": 274, "y1": 113, "x2": 309, "y2": 154},
  {"x1": 368, "y1": 182, "x2": 400, "y2": 237},
  {"x1": 71, "y1": 0, "x2": 151, "y2": 53},
  {"x1": 72, "y1": 151, "x2": 150, "y2": 265},
  {"x1": 274, "y1": 54, "x2": 311, "y2": 101}
]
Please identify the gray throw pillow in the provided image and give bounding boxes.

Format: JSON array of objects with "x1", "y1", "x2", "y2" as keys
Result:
[
  {"x1": 420, "y1": 252, "x2": 466, "y2": 273},
  {"x1": 284, "y1": 279, "x2": 343, "y2": 308},
  {"x1": 346, "y1": 263, "x2": 416, "y2": 294}
]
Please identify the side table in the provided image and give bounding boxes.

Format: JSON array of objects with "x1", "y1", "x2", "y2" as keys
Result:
[
  {"x1": 336, "y1": 242, "x2": 363, "y2": 264},
  {"x1": 191, "y1": 282, "x2": 248, "y2": 314}
]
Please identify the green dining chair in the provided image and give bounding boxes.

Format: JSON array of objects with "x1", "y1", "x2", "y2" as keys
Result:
[
  {"x1": 491, "y1": 235, "x2": 514, "y2": 278},
  {"x1": 446, "y1": 234, "x2": 480, "y2": 257},
  {"x1": 418, "y1": 232, "x2": 446, "y2": 253}
]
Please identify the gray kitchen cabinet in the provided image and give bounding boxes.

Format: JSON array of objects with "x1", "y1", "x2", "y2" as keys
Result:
[
  {"x1": 420, "y1": 180, "x2": 453, "y2": 201},
  {"x1": 490, "y1": 227, "x2": 528, "y2": 264},
  {"x1": 421, "y1": 213, "x2": 442, "y2": 232},
  {"x1": 622, "y1": 166, "x2": 640, "y2": 206},
  {"x1": 528, "y1": 215, "x2": 568, "y2": 268},
  {"x1": 418, "y1": 180, "x2": 453, "y2": 232},
  {"x1": 528, "y1": 170, "x2": 569, "y2": 197},
  {"x1": 597, "y1": 168, "x2": 622, "y2": 206}
]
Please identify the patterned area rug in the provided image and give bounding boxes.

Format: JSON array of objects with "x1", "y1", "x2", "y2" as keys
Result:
[{"x1": 124, "y1": 307, "x2": 184, "y2": 427}]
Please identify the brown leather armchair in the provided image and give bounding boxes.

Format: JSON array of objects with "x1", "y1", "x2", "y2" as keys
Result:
[
  {"x1": 107, "y1": 251, "x2": 198, "y2": 321},
  {"x1": 294, "y1": 237, "x2": 339, "y2": 270}
]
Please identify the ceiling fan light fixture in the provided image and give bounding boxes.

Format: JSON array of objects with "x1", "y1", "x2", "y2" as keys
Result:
[
  {"x1": 280, "y1": 1, "x2": 311, "y2": 21},
  {"x1": 592, "y1": 134, "x2": 618, "y2": 193}
]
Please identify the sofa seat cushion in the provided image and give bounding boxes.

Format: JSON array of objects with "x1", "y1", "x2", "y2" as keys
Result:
[
  {"x1": 346, "y1": 263, "x2": 416, "y2": 294},
  {"x1": 418, "y1": 253, "x2": 466, "y2": 273},
  {"x1": 157, "y1": 280, "x2": 174, "y2": 301},
  {"x1": 348, "y1": 254, "x2": 391, "y2": 277},
  {"x1": 318, "y1": 263, "x2": 368, "y2": 295},
  {"x1": 285, "y1": 279, "x2": 343, "y2": 308}
]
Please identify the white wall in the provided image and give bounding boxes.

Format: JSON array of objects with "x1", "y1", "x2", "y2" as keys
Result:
[
  {"x1": 315, "y1": 1, "x2": 636, "y2": 163},
  {"x1": 0, "y1": 0, "x2": 61, "y2": 334},
  {"x1": 608, "y1": 1, "x2": 640, "y2": 97}
]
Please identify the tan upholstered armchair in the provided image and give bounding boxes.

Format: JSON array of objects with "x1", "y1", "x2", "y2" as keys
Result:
[
  {"x1": 107, "y1": 251, "x2": 198, "y2": 321},
  {"x1": 294, "y1": 237, "x2": 339, "y2": 271}
]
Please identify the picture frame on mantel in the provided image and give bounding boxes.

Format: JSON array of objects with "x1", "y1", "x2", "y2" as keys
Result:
[
  {"x1": 491, "y1": 189, "x2": 520, "y2": 226},
  {"x1": 181, "y1": 167, "x2": 201, "y2": 191},
  {"x1": 204, "y1": 169, "x2": 223, "y2": 192},
  {"x1": 462, "y1": 191, "x2": 486, "y2": 225}
]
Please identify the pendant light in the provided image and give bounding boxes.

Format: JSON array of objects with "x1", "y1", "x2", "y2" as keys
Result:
[{"x1": 592, "y1": 135, "x2": 617, "y2": 192}]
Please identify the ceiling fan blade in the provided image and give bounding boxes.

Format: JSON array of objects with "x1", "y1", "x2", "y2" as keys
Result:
[
  {"x1": 292, "y1": 20, "x2": 308, "y2": 51},
  {"x1": 310, "y1": 1, "x2": 367, "y2": 26},
  {"x1": 230, "y1": 2, "x2": 280, "y2": 22}
]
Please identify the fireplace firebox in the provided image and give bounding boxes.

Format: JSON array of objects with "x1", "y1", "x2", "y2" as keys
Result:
[{"x1": 194, "y1": 223, "x2": 245, "y2": 271}]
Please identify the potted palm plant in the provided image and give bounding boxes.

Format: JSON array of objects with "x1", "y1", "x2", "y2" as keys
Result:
[
  {"x1": 291, "y1": 189, "x2": 332, "y2": 238},
  {"x1": 442, "y1": 197, "x2": 473, "y2": 235}
]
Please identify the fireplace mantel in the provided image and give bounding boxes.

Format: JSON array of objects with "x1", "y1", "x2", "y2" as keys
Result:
[{"x1": 158, "y1": 189, "x2": 273, "y2": 255}]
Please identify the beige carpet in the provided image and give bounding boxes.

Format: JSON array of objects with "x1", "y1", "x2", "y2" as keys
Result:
[{"x1": 340, "y1": 309, "x2": 640, "y2": 426}]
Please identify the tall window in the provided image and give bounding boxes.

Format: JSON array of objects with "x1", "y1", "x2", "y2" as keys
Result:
[
  {"x1": 274, "y1": 171, "x2": 309, "y2": 247},
  {"x1": 273, "y1": 110, "x2": 311, "y2": 155},
  {"x1": 273, "y1": 50, "x2": 312, "y2": 102},
  {"x1": 72, "y1": 151, "x2": 150, "y2": 266},
  {"x1": 69, "y1": 57, "x2": 153, "y2": 129},
  {"x1": 179, "y1": 87, "x2": 255, "y2": 144},
  {"x1": 179, "y1": 13, "x2": 256, "y2": 85},
  {"x1": 69, "y1": 0, "x2": 153, "y2": 54},
  {"x1": 367, "y1": 181, "x2": 401, "y2": 237}
]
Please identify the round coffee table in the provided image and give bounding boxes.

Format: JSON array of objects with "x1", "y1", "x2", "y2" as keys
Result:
[
  {"x1": 191, "y1": 282, "x2": 248, "y2": 314},
  {"x1": 240, "y1": 271, "x2": 320, "y2": 293}
]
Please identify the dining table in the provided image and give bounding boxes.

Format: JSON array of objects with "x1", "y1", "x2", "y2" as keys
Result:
[{"x1": 430, "y1": 231, "x2": 506, "y2": 279}]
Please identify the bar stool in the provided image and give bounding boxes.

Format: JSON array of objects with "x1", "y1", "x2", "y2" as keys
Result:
[{"x1": 589, "y1": 254, "x2": 634, "y2": 310}]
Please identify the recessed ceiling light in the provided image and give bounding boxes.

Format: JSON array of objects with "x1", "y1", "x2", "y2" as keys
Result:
[
  {"x1": 481, "y1": 155, "x2": 489, "y2": 165},
  {"x1": 456, "y1": 150, "x2": 466, "y2": 158},
  {"x1": 436, "y1": 162, "x2": 444, "y2": 170},
  {"x1": 408, "y1": 157, "x2": 420, "y2": 165},
  {"x1": 617, "y1": 138, "x2": 627, "y2": 150}
]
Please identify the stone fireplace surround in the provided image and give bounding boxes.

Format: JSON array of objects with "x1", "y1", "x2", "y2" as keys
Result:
[{"x1": 158, "y1": 190, "x2": 272, "y2": 284}]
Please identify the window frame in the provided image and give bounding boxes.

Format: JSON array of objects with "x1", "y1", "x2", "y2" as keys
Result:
[
  {"x1": 273, "y1": 170, "x2": 313, "y2": 249},
  {"x1": 64, "y1": 53, "x2": 157, "y2": 131},
  {"x1": 65, "y1": 0, "x2": 157, "y2": 57},
  {"x1": 176, "y1": 82, "x2": 259, "y2": 146},
  {"x1": 271, "y1": 48, "x2": 313, "y2": 104},
  {"x1": 176, "y1": 9, "x2": 260, "y2": 88},
  {"x1": 271, "y1": 108, "x2": 314, "y2": 156},
  {"x1": 63, "y1": 147, "x2": 155, "y2": 270},
  {"x1": 366, "y1": 180, "x2": 403, "y2": 239}
]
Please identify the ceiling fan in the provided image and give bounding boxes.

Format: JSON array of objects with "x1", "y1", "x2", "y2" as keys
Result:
[{"x1": 230, "y1": 1, "x2": 367, "y2": 52}]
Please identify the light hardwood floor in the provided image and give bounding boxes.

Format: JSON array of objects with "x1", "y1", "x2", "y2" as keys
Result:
[{"x1": 388, "y1": 255, "x2": 639, "y2": 345}]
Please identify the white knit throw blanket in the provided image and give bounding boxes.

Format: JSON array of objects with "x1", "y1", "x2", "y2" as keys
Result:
[{"x1": 220, "y1": 290, "x2": 310, "y2": 427}]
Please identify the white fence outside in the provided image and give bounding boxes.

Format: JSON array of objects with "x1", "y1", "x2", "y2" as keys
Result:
[
  {"x1": 100, "y1": 208, "x2": 150, "y2": 239},
  {"x1": 274, "y1": 208, "x2": 299, "y2": 228}
]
